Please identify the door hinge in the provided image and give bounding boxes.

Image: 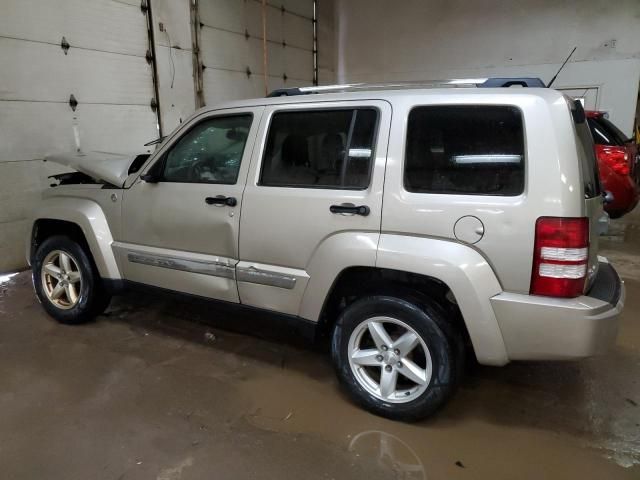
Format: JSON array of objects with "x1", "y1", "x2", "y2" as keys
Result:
[
  {"x1": 140, "y1": 0, "x2": 149, "y2": 14},
  {"x1": 61, "y1": 36, "x2": 70, "y2": 55},
  {"x1": 150, "y1": 98, "x2": 158, "y2": 112},
  {"x1": 69, "y1": 94, "x2": 78, "y2": 112},
  {"x1": 145, "y1": 49, "x2": 153, "y2": 64}
]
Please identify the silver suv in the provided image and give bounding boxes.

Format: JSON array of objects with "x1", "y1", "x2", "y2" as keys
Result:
[{"x1": 27, "y1": 78, "x2": 625, "y2": 421}]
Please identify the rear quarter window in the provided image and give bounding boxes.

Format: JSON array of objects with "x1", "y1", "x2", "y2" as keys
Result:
[{"x1": 405, "y1": 106, "x2": 525, "y2": 196}]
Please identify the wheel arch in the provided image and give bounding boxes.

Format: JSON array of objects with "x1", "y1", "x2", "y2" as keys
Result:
[
  {"x1": 317, "y1": 266, "x2": 468, "y2": 343},
  {"x1": 312, "y1": 235, "x2": 510, "y2": 366},
  {"x1": 28, "y1": 198, "x2": 121, "y2": 279}
]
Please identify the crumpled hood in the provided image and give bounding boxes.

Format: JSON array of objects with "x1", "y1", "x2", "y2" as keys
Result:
[{"x1": 45, "y1": 151, "x2": 143, "y2": 187}]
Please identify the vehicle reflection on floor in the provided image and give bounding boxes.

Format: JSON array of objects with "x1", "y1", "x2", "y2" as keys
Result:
[{"x1": 349, "y1": 430, "x2": 426, "y2": 480}]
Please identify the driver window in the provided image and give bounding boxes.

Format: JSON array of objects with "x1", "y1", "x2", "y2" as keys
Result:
[{"x1": 162, "y1": 114, "x2": 252, "y2": 184}]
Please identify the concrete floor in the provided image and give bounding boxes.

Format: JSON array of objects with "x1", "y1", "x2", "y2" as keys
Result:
[{"x1": 1, "y1": 211, "x2": 639, "y2": 480}]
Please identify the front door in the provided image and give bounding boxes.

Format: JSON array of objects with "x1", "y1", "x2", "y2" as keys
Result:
[{"x1": 117, "y1": 107, "x2": 263, "y2": 301}]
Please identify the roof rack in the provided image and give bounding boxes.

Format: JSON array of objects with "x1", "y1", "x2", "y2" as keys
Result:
[{"x1": 267, "y1": 77, "x2": 546, "y2": 97}]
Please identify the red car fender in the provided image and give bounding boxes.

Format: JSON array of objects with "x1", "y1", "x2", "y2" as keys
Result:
[{"x1": 599, "y1": 158, "x2": 640, "y2": 218}]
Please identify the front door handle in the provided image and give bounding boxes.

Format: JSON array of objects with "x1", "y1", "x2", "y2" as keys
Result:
[
  {"x1": 205, "y1": 195, "x2": 237, "y2": 207},
  {"x1": 330, "y1": 203, "x2": 370, "y2": 216}
]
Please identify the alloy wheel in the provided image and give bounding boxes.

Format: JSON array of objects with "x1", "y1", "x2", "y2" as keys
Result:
[
  {"x1": 40, "y1": 250, "x2": 82, "y2": 310},
  {"x1": 347, "y1": 316, "x2": 433, "y2": 403}
]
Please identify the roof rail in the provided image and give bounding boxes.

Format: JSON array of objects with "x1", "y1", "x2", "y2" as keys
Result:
[{"x1": 267, "y1": 77, "x2": 546, "y2": 97}]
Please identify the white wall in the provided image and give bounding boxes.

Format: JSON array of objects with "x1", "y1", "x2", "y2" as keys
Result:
[{"x1": 325, "y1": 0, "x2": 640, "y2": 135}]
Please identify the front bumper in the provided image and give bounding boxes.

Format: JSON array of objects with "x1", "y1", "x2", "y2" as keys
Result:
[{"x1": 491, "y1": 260, "x2": 624, "y2": 361}]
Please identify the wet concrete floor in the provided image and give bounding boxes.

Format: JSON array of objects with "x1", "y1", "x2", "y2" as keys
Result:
[{"x1": 1, "y1": 211, "x2": 639, "y2": 479}]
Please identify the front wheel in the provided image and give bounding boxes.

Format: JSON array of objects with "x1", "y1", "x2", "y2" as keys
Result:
[
  {"x1": 33, "y1": 235, "x2": 111, "y2": 324},
  {"x1": 331, "y1": 295, "x2": 461, "y2": 421}
]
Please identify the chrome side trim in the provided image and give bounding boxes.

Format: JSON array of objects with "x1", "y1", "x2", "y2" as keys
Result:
[
  {"x1": 127, "y1": 252, "x2": 235, "y2": 279},
  {"x1": 236, "y1": 266, "x2": 297, "y2": 289}
]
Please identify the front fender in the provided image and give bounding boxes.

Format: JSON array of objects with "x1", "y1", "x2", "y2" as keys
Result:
[
  {"x1": 27, "y1": 197, "x2": 121, "y2": 279},
  {"x1": 376, "y1": 234, "x2": 508, "y2": 366}
]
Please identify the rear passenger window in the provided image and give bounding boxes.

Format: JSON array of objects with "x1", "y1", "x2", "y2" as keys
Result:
[
  {"x1": 405, "y1": 106, "x2": 525, "y2": 196},
  {"x1": 260, "y1": 108, "x2": 378, "y2": 189}
]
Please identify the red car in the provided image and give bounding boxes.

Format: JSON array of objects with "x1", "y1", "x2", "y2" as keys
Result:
[{"x1": 586, "y1": 110, "x2": 639, "y2": 218}]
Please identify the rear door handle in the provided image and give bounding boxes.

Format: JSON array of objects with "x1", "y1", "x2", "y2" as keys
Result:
[
  {"x1": 330, "y1": 203, "x2": 370, "y2": 216},
  {"x1": 205, "y1": 195, "x2": 237, "y2": 207}
]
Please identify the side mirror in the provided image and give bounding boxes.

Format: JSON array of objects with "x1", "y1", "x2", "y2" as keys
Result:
[
  {"x1": 602, "y1": 190, "x2": 614, "y2": 205},
  {"x1": 140, "y1": 173, "x2": 160, "y2": 183}
]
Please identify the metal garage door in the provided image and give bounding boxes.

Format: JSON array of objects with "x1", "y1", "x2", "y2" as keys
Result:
[
  {"x1": 0, "y1": 0, "x2": 159, "y2": 271},
  {"x1": 197, "y1": 0, "x2": 315, "y2": 106}
]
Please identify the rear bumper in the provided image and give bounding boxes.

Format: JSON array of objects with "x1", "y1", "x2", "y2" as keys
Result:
[{"x1": 491, "y1": 260, "x2": 624, "y2": 361}]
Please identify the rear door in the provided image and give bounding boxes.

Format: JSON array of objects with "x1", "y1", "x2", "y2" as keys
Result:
[{"x1": 237, "y1": 100, "x2": 391, "y2": 315}]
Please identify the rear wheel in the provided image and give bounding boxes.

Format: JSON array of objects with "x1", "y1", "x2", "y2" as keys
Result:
[
  {"x1": 33, "y1": 235, "x2": 111, "y2": 324},
  {"x1": 331, "y1": 295, "x2": 461, "y2": 421}
]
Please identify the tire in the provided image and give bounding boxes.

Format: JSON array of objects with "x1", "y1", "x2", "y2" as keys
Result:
[
  {"x1": 331, "y1": 295, "x2": 462, "y2": 421},
  {"x1": 32, "y1": 235, "x2": 111, "y2": 324}
]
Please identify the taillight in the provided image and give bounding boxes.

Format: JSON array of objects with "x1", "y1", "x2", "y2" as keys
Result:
[
  {"x1": 530, "y1": 217, "x2": 589, "y2": 298},
  {"x1": 596, "y1": 145, "x2": 630, "y2": 175}
]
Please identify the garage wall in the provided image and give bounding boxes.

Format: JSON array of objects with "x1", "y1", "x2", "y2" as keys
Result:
[
  {"x1": 0, "y1": 0, "x2": 317, "y2": 273},
  {"x1": 197, "y1": 0, "x2": 315, "y2": 106},
  {"x1": 0, "y1": 0, "x2": 160, "y2": 272},
  {"x1": 324, "y1": 0, "x2": 640, "y2": 135}
]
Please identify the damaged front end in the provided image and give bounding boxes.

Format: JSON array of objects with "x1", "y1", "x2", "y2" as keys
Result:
[{"x1": 45, "y1": 151, "x2": 151, "y2": 187}]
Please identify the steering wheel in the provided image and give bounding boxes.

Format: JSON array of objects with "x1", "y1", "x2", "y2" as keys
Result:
[{"x1": 189, "y1": 155, "x2": 219, "y2": 182}]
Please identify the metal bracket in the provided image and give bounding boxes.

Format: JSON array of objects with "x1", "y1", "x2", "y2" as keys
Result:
[
  {"x1": 61, "y1": 36, "x2": 70, "y2": 55},
  {"x1": 69, "y1": 94, "x2": 78, "y2": 111}
]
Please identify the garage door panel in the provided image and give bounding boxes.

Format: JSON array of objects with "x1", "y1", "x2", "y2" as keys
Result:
[
  {"x1": 284, "y1": 47, "x2": 313, "y2": 81},
  {"x1": 245, "y1": 1, "x2": 283, "y2": 43},
  {"x1": 75, "y1": 105, "x2": 158, "y2": 153},
  {"x1": 0, "y1": 161, "x2": 65, "y2": 224},
  {"x1": 283, "y1": 13, "x2": 313, "y2": 50},
  {"x1": 281, "y1": 0, "x2": 314, "y2": 19},
  {"x1": 198, "y1": 0, "x2": 313, "y2": 105},
  {"x1": 266, "y1": 75, "x2": 286, "y2": 93},
  {"x1": 0, "y1": 103, "x2": 78, "y2": 162},
  {"x1": 0, "y1": 102, "x2": 157, "y2": 162},
  {"x1": 245, "y1": 41, "x2": 285, "y2": 78},
  {"x1": 267, "y1": 44, "x2": 285, "y2": 78},
  {"x1": 1, "y1": 0, "x2": 148, "y2": 57},
  {"x1": 0, "y1": 38, "x2": 153, "y2": 104},
  {"x1": 203, "y1": 69, "x2": 257, "y2": 106},
  {"x1": 199, "y1": 0, "x2": 245, "y2": 34},
  {"x1": 200, "y1": 28, "x2": 248, "y2": 72},
  {"x1": 202, "y1": 70, "x2": 292, "y2": 105}
]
